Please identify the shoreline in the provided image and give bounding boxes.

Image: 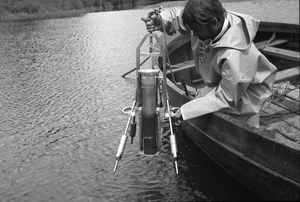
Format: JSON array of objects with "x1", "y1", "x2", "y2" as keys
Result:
[
  {"x1": 0, "y1": 8, "x2": 101, "y2": 22},
  {"x1": 141, "y1": 0, "x2": 299, "y2": 24},
  {"x1": 0, "y1": 0, "x2": 299, "y2": 24},
  {"x1": 137, "y1": 0, "x2": 253, "y2": 9}
]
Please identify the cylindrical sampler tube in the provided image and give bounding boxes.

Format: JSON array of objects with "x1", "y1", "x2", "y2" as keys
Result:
[{"x1": 139, "y1": 69, "x2": 160, "y2": 155}]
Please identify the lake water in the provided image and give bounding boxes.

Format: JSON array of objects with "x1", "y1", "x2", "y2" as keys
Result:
[{"x1": 0, "y1": 9, "x2": 263, "y2": 202}]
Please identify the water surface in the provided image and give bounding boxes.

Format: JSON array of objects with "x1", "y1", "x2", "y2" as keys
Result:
[{"x1": 0, "y1": 10, "x2": 263, "y2": 202}]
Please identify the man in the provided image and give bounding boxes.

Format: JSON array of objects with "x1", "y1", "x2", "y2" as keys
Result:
[{"x1": 141, "y1": 0, "x2": 277, "y2": 128}]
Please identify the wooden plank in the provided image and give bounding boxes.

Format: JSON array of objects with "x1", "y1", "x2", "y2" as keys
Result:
[
  {"x1": 260, "y1": 117, "x2": 300, "y2": 142},
  {"x1": 275, "y1": 66, "x2": 299, "y2": 83},
  {"x1": 263, "y1": 47, "x2": 300, "y2": 62},
  {"x1": 166, "y1": 60, "x2": 194, "y2": 75},
  {"x1": 259, "y1": 122, "x2": 294, "y2": 143},
  {"x1": 260, "y1": 101, "x2": 300, "y2": 139},
  {"x1": 255, "y1": 39, "x2": 288, "y2": 50},
  {"x1": 288, "y1": 42, "x2": 300, "y2": 49},
  {"x1": 167, "y1": 61, "x2": 299, "y2": 83},
  {"x1": 286, "y1": 88, "x2": 300, "y2": 101},
  {"x1": 258, "y1": 21, "x2": 300, "y2": 34},
  {"x1": 186, "y1": 118, "x2": 300, "y2": 201},
  {"x1": 208, "y1": 112, "x2": 300, "y2": 187},
  {"x1": 271, "y1": 95, "x2": 300, "y2": 114}
]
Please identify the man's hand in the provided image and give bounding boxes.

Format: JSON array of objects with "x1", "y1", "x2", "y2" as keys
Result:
[
  {"x1": 171, "y1": 107, "x2": 183, "y2": 122},
  {"x1": 141, "y1": 7, "x2": 163, "y2": 32}
]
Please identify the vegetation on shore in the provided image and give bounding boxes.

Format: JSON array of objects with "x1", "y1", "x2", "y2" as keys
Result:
[
  {"x1": 0, "y1": 0, "x2": 268, "y2": 22},
  {"x1": 0, "y1": 0, "x2": 186, "y2": 22}
]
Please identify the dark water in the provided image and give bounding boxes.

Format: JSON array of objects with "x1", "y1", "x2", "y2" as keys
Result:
[{"x1": 0, "y1": 10, "x2": 263, "y2": 201}]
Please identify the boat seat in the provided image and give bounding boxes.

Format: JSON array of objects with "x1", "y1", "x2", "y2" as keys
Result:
[
  {"x1": 166, "y1": 60, "x2": 195, "y2": 75},
  {"x1": 166, "y1": 38, "x2": 291, "y2": 76},
  {"x1": 166, "y1": 43, "x2": 299, "y2": 84},
  {"x1": 262, "y1": 47, "x2": 300, "y2": 62},
  {"x1": 255, "y1": 39, "x2": 288, "y2": 50},
  {"x1": 275, "y1": 66, "x2": 300, "y2": 83}
]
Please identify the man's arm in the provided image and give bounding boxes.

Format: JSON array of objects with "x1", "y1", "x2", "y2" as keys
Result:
[
  {"x1": 141, "y1": 7, "x2": 189, "y2": 35},
  {"x1": 159, "y1": 7, "x2": 190, "y2": 35}
]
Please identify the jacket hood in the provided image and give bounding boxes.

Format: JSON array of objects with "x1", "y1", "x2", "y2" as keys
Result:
[{"x1": 214, "y1": 11, "x2": 260, "y2": 50}]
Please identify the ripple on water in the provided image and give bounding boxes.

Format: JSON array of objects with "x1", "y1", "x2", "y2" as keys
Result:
[{"x1": 0, "y1": 9, "x2": 265, "y2": 202}]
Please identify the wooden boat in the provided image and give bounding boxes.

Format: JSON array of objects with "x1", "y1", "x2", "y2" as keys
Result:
[{"x1": 153, "y1": 21, "x2": 300, "y2": 201}]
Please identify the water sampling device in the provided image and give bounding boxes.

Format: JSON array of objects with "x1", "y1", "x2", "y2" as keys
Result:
[{"x1": 113, "y1": 7, "x2": 179, "y2": 174}]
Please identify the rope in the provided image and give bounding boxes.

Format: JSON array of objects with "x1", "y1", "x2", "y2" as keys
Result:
[
  {"x1": 157, "y1": 13, "x2": 177, "y2": 84},
  {"x1": 159, "y1": 13, "x2": 196, "y2": 98},
  {"x1": 260, "y1": 81, "x2": 300, "y2": 119}
]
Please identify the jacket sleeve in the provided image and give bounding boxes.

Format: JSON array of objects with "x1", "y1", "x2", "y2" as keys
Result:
[
  {"x1": 158, "y1": 7, "x2": 189, "y2": 35},
  {"x1": 181, "y1": 50, "x2": 254, "y2": 120}
]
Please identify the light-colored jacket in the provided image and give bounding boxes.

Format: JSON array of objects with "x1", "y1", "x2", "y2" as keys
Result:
[{"x1": 159, "y1": 7, "x2": 277, "y2": 120}]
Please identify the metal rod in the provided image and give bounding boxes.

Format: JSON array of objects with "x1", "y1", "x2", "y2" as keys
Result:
[
  {"x1": 113, "y1": 100, "x2": 136, "y2": 172},
  {"x1": 121, "y1": 56, "x2": 150, "y2": 78},
  {"x1": 113, "y1": 159, "x2": 119, "y2": 172},
  {"x1": 166, "y1": 100, "x2": 179, "y2": 174},
  {"x1": 123, "y1": 100, "x2": 136, "y2": 137},
  {"x1": 174, "y1": 160, "x2": 179, "y2": 174}
]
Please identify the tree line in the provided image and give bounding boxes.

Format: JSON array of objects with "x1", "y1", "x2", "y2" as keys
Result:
[{"x1": 0, "y1": 0, "x2": 181, "y2": 15}]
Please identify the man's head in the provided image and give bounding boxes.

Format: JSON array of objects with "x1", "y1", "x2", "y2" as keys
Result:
[{"x1": 182, "y1": 0, "x2": 227, "y2": 41}]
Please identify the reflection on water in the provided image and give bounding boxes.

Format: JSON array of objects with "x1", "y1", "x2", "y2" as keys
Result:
[{"x1": 0, "y1": 10, "x2": 262, "y2": 201}]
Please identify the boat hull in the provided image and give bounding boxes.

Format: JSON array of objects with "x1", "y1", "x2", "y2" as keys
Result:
[
  {"x1": 154, "y1": 21, "x2": 300, "y2": 201},
  {"x1": 167, "y1": 82, "x2": 300, "y2": 201}
]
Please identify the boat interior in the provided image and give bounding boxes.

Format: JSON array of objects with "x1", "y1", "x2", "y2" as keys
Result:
[{"x1": 163, "y1": 22, "x2": 299, "y2": 144}]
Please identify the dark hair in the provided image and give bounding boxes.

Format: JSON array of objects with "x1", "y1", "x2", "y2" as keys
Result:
[{"x1": 182, "y1": 0, "x2": 227, "y2": 28}]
